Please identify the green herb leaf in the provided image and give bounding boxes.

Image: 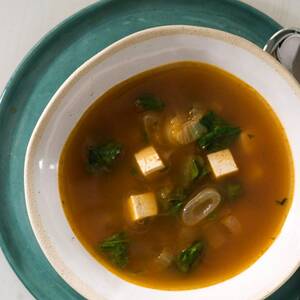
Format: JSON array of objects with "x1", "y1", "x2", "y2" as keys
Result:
[
  {"x1": 88, "y1": 142, "x2": 122, "y2": 171},
  {"x1": 158, "y1": 187, "x2": 188, "y2": 216},
  {"x1": 276, "y1": 198, "x2": 287, "y2": 206},
  {"x1": 190, "y1": 159, "x2": 200, "y2": 180},
  {"x1": 176, "y1": 241, "x2": 204, "y2": 273},
  {"x1": 226, "y1": 182, "x2": 243, "y2": 201},
  {"x1": 207, "y1": 211, "x2": 218, "y2": 221},
  {"x1": 99, "y1": 232, "x2": 129, "y2": 268},
  {"x1": 198, "y1": 111, "x2": 241, "y2": 152},
  {"x1": 182, "y1": 156, "x2": 209, "y2": 187},
  {"x1": 167, "y1": 188, "x2": 188, "y2": 215},
  {"x1": 136, "y1": 94, "x2": 165, "y2": 111},
  {"x1": 168, "y1": 199, "x2": 185, "y2": 215},
  {"x1": 130, "y1": 166, "x2": 138, "y2": 176}
]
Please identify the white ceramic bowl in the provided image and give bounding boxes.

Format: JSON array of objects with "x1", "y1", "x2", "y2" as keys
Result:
[{"x1": 24, "y1": 25, "x2": 300, "y2": 300}]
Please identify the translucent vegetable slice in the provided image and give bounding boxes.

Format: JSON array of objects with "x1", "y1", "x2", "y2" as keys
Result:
[{"x1": 182, "y1": 188, "x2": 221, "y2": 226}]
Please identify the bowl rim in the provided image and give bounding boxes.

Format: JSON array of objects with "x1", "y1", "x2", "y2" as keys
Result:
[{"x1": 24, "y1": 25, "x2": 300, "y2": 300}]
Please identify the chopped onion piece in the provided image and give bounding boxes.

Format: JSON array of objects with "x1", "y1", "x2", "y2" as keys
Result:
[
  {"x1": 188, "y1": 105, "x2": 204, "y2": 121},
  {"x1": 157, "y1": 248, "x2": 173, "y2": 267},
  {"x1": 204, "y1": 225, "x2": 227, "y2": 249},
  {"x1": 182, "y1": 188, "x2": 221, "y2": 226},
  {"x1": 143, "y1": 113, "x2": 159, "y2": 136},
  {"x1": 152, "y1": 248, "x2": 174, "y2": 272},
  {"x1": 238, "y1": 131, "x2": 256, "y2": 156},
  {"x1": 221, "y1": 215, "x2": 242, "y2": 235},
  {"x1": 143, "y1": 113, "x2": 167, "y2": 145},
  {"x1": 165, "y1": 115, "x2": 206, "y2": 145}
]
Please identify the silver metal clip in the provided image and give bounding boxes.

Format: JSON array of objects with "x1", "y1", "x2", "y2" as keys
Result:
[{"x1": 264, "y1": 28, "x2": 300, "y2": 82}]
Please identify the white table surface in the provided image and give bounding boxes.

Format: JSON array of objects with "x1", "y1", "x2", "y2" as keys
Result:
[{"x1": 0, "y1": 0, "x2": 299, "y2": 299}]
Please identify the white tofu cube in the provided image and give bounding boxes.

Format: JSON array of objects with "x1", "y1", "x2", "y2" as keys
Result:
[
  {"x1": 128, "y1": 192, "x2": 158, "y2": 221},
  {"x1": 207, "y1": 149, "x2": 238, "y2": 179},
  {"x1": 134, "y1": 146, "x2": 165, "y2": 176}
]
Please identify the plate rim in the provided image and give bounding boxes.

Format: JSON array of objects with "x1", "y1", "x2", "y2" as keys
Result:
[
  {"x1": 25, "y1": 24, "x2": 300, "y2": 300},
  {"x1": 0, "y1": 0, "x2": 282, "y2": 299}
]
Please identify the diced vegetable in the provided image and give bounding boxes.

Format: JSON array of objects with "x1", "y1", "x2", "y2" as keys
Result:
[
  {"x1": 165, "y1": 115, "x2": 206, "y2": 145},
  {"x1": 128, "y1": 192, "x2": 158, "y2": 221},
  {"x1": 226, "y1": 182, "x2": 243, "y2": 201},
  {"x1": 157, "y1": 185, "x2": 173, "y2": 203},
  {"x1": 176, "y1": 241, "x2": 204, "y2": 273},
  {"x1": 143, "y1": 113, "x2": 165, "y2": 145},
  {"x1": 188, "y1": 104, "x2": 205, "y2": 121},
  {"x1": 182, "y1": 155, "x2": 209, "y2": 186},
  {"x1": 143, "y1": 113, "x2": 159, "y2": 134},
  {"x1": 238, "y1": 131, "x2": 256, "y2": 155},
  {"x1": 152, "y1": 248, "x2": 174, "y2": 272},
  {"x1": 221, "y1": 215, "x2": 242, "y2": 235},
  {"x1": 198, "y1": 111, "x2": 241, "y2": 152},
  {"x1": 136, "y1": 94, "x2": 165, "y2": 111},
  {"x1": 88, "y1": 142, "x2": 122, "y2": 171},
  {"x1": 182, "y1": 188, "x2": 221, "y2": 226},
  {"x1": 204, "y1": 224, "x2": 226, "y2": 249},
  {"x1": 99, "y1": 232, "x2": 128, "y2": 268},
  {"x1": 207, "y1": 149, "x2": 238, "y2": 179},
  {"x1": 134, "y1": 146, "x2": 165, "y2": 176}
]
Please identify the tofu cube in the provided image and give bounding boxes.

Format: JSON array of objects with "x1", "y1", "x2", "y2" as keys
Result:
[
  {"x1": 128, "y1": 192, "x2": 158, "y2": 221},
  {"x1": 134, "y1": 146, "x2": 165, "y2": 176},
  {"x1": 207, "y1": 149, "x2": 238, "y2": 179}
]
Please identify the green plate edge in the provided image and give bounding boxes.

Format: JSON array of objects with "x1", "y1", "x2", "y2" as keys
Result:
[{"x1": 0, "y1": 0, "x2": 299, "y2": 299}]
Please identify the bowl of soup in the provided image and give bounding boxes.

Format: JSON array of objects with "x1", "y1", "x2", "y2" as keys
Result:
[{"x1": 24, "y1": 25, "x2": 300, "y2": 300}]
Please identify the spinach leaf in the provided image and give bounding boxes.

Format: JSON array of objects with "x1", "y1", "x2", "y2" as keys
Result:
[
  {"x1": 136, "y1": 94, "x2": 165, "y2": 111},
  {"x1": 168, "y1": 199, "x2": 185, "y2": 215},
  {"x1": 167, "y1": 188, "x2": 188, "y2": 215},
  {"x1": 198, "y1": 111, "x2": 241, "y2": 152},
  {"x1": 158, "y1": 187, "x2": 188, "y2": 216},
  {"x1": 190, "y1": 159, "x2": 200, "y2": 180},
  {"x1": 176, "y1": 241, "x2": 204, "y2": 273},
  {"x1": 88, "y1": 142, "x2": 122, "y2": 171},
  {"x1": 183, "y1": 156, "x2": 209, "y2": 186},
  {"x1": 226, "y1": 182, "x2": 243, "y2": 201},
  {"x1": 130, "y1": 166, "x2": 138, "y2": 177},
  {"x1": 99, "y1": 232, "x2": 128, "y2": 268}
]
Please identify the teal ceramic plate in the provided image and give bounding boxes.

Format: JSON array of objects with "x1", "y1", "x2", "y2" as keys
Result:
[{"x1": 0, "y1": 0, "x2": 299, "y2": 299}]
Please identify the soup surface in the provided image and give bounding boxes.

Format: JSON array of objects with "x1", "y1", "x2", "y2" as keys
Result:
[{"x1": 59, "y1": 61, "x2": 293, "y2": 290}]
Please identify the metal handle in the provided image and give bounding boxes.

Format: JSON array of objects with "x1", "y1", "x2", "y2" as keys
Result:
[{"x1": 264, "y1": 28, "x2": 300, "y2": 83}]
